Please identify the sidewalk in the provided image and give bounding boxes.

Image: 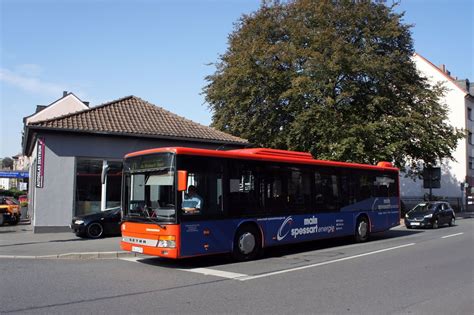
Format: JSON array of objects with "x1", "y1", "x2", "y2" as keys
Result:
[{"x1": 0, "y1": 221, "x2": 138, "y2": 260}]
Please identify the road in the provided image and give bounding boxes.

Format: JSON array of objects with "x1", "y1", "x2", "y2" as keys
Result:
[{"x1": 1, "y1": 219, "x2": 473, "y2": 314}]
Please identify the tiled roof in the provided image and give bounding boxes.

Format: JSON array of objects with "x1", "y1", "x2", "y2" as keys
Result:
[{"x1": 29, "y1": 96, "x2": 248, "y2": 144}]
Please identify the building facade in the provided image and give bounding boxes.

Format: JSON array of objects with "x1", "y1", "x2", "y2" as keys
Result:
[
  {"x1": 400, "y1": 53, "x2": 473, "y2": 209},
  {"x1": 22, "y1": 95, "x2": 248, "y2": 232}
]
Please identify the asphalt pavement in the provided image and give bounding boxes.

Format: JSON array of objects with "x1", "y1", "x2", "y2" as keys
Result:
[
  {"x1": 1, "y1": 218, "x2": 473, "y2": 314},
  {"x1": 0, "y1": 213, "x2": 472, "y2": 260}
]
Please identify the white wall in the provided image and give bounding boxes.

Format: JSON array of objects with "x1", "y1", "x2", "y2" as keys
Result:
[
  {"x1": 26, "y1": 94, "x2": 88, "y2": 124},
  {"x1": 400, "y1": 55, "x2": 468, "y2": 198}
]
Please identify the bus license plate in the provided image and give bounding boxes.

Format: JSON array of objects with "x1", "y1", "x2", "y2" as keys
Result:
[{"x1": 132, "y1": 246, "x2": 143, "y2": 253}]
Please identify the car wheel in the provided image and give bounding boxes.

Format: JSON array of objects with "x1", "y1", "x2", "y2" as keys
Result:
[
  {"x1": 355, "y1": 216, "x2": 369, "y2": 242},
  {"x1": 232, "y1": 225, "x2": 261, "y2": 261},
  {"x1": 9, "y1": 216, "x2": 20, "y2": 225},
  {"x1": 432, "y1": 219, "x2": 439, "y2": 229},
  {"x1": 448, "y1": 216, "x2": 455, "y2": 227},
  {"x1": 86, "y1": 222, "x2": 104, "y2": 239}
]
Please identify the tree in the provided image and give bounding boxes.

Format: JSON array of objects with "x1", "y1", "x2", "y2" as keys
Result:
[
  {"x1": 1, "y1": 157, "x2": 13, "y2": 169},
  {"x1": 204, "y1": 0, "x2": 464, "y2": 174}
]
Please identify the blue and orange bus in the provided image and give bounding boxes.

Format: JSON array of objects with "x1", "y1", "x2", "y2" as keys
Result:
[{"x1": 120, "y1": 147, "x2": 400, "y2": 260}]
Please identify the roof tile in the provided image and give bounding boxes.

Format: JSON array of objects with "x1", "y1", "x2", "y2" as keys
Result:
[{"x1": 30, "y1": 96, "x2": 248, "y2": 145}]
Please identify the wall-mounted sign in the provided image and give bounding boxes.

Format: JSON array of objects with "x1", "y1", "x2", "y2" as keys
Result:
[
  {"x1": 0, "y1": 171, "x2": 29, "y2": 178},
  {"x1": 35, "y1": 138, "x2": 45, "y2": 188}
]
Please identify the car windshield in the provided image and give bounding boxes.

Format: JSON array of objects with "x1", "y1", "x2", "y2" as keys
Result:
[
  {"x1": 123, "y1": 153, "x2": 176, "y2": 223},
  {"x1": 1, "y1": 197, "x2": 19, "y2": 205},
  {"x1": 409, "y1": 203, "x2": 436, "y2": 214}
]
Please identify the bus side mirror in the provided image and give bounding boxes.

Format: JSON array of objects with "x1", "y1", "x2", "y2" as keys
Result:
[{"x1": 177, "y1": 170, "x2": 188, "y2": 192}]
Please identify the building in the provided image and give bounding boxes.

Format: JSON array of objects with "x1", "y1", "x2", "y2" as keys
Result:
[
  {"x1": 23, "y1": 91, "x2": 89, "y2": 124},
  {"x1": 400, "y1": 53, "x2": 474, "y2": 210},
  {"x1": 22, "y1": 95, "x2": 248, "y2": 232}
]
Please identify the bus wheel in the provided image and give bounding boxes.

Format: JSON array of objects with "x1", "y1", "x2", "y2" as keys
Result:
[
  {"x1": 232, "y1": 225, "x2": 261, "y2": 261},
  {"x1": 355, "y1": 217, "x2": 369, "y2": 243},
  {"x1": 0, "y1": 214, "x2": 4, "y2": 226}
]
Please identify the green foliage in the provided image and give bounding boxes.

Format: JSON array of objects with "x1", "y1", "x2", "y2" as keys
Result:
[
  {"x1": 0, "y1": 188, "x2": 25, "y2": 199},
  {"x1": 204, "y1": 0, "x2": 464, "y2": 174},
  {"x1": 1, "y1": 157, "x2": 13, "y2": 169}
]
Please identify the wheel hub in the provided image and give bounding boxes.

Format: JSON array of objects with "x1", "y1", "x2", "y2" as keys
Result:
[
  {"x1": 238, "y1": 232, "x2": 256, "y2": 255},
  {"x1": 358, "y1": 221, "x2": 368, "y2": 238}
]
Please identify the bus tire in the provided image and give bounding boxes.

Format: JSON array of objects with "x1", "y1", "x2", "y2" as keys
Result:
[
  {"x1": 232, "y1": 224, "x2": 261, "y2": 261},
  {"x1": 355, "y1": 216, "x2": 369, "y2": 243},
  {"x1": 0, "y1": 214, "x2": 4, "y2": 226}
]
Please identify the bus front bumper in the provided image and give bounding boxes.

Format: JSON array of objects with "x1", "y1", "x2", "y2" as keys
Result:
[{"x1": 121, "y1": 239, "x2": 179, "y2": 259}]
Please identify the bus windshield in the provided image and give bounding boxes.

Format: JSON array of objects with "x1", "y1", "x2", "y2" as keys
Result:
[{"x1": 123, "y1": 153, "x2": 176, "y2": 223}]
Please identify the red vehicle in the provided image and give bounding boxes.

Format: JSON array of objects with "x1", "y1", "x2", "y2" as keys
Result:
[
  {"x1": 0, "y1": 196, "x2": 21, "y2": 225},
  {"x1": 120, "y1": 147, "x2": 400, "y2": 260},
  {"x1": 18, "y1": 195, "x2": 28, "y2": 204}
]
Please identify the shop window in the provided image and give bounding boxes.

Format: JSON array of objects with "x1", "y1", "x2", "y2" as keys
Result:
[
  {"x1": 75, "y1": 159, "x2": 102, "y2": 215},
  {"x1": 75, "y1": 159, "x2": 122, "y2": 216},
  {"x1": 105, "y1": 161, "x2": 122, "y2": 209}
]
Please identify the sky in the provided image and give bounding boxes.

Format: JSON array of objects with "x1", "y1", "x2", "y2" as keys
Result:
[{"x1": 1, "y1": 0, "x2": 473, "y2": 158}]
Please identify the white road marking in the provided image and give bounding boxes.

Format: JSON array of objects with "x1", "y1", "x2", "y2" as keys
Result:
[
  {"x1": 180, "y1": 268, "x2": 248, "y2": 279},
  {"x1": 119, "y1": 257, "x2": 145, "y2": 263},
  {"x1": 441, "y1": 232, "x2": 464, "y2": 239},
  {"x1": 237, "y1": 243, "x2": 416, "y2": 281}
]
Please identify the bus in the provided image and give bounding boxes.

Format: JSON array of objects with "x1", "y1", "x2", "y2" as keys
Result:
[{"x1": 120, "y1": 147, "x2": 400, "y2": 261}]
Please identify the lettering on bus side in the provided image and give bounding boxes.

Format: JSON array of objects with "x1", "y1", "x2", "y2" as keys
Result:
[{"x1": 276, "y1": 216, "x2": 336, "y2": 241}]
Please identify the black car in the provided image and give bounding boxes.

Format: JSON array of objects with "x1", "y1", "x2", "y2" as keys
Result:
[
  {"x1": 405, "y1": 201, "x2": 455, "y2": 229},
  {"x1": 70, "y1": 207, "x2": 122, "y2": 238}
]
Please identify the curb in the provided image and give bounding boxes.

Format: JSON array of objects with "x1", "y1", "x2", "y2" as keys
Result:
[{"x1": 0, "y1": 251, "x2": 140, "y2": 260}]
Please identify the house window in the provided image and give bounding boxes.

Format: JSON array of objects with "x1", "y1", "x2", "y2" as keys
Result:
[
  {"x1": 470, "y1": 132, "x2": 473, "y2": 145},
  {"x1": 468, "y1": 108, "x2": 472, "y2": 121},
  {"x1": 470, "y1": 157, "x2": 474, "y2": 170}
]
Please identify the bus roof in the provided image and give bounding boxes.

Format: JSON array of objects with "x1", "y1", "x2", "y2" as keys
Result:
[{"x1": 124, "y1": 147, "x2": 399, "y2": 172}]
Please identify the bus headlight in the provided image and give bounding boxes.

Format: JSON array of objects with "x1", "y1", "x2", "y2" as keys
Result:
[{"x1": 157, "y1": 236, "x2": 176, "y2": 248}]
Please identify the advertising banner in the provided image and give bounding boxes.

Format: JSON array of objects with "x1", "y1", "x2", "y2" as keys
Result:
[{"x1": 35, "y1": 138, "x2": 45, "y2": 188}]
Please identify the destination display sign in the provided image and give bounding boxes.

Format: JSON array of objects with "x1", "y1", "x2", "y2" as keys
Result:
[{"x1": 125, "y1": 153, "x2": 174, "y2": 172}]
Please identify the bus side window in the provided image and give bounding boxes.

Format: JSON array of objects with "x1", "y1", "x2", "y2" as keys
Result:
[
  {"x1": 314, "y1": 170, "x2": 340, "y2": 212},
  {"x1": 228, "y1": 163, "x2": 260, "y2": 216},
  {"x1": 287, "y1": 167, "x2": 311, "y2": 212},
  {"x1": 262, "y1": 164, "x2": 287, "y2": 214},
  {"x1": 178, "y1": 156, "x2": 224, "y2": 217}
]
